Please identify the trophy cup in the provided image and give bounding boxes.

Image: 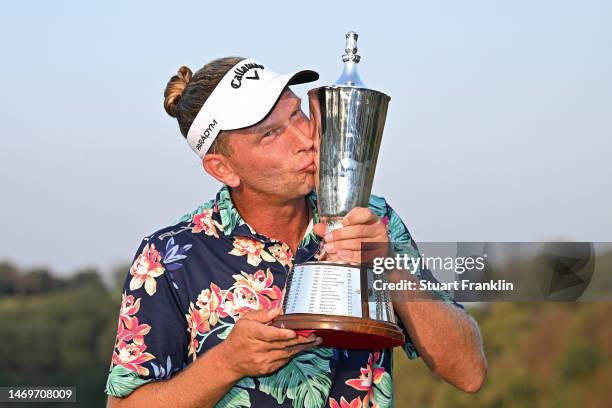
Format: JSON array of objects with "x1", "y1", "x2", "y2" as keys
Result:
[{"x1": 273, "y1": 32, "x2": 404, "y2": 349}]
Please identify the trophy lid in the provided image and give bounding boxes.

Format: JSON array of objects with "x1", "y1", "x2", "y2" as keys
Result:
[{"x1": 334, "y1": 31, "x2": 366, "y2": 88}]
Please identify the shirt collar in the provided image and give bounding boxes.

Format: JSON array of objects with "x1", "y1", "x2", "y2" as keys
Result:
[{"x1": 214, "y1": 185, "x2": 320, "y2": 247}]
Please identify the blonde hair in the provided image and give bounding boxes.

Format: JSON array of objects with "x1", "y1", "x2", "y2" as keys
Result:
[{"x1": 163, "y1": 57, "x2": 245, "y2": 156}]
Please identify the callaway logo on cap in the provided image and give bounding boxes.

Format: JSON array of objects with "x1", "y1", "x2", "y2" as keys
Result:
[{"x1": 187, "y1": 58, "x2": 319, "y2": 157}]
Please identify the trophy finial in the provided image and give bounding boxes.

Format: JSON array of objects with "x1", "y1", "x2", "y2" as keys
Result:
[
  {"x1": 335, "y1": 31, "x2": 366, "y2": 87},
  {"x1": 342, "y1": 31, "x2": 361, "y2": 63}
]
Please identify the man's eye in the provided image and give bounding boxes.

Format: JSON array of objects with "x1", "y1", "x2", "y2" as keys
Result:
[
  {"x1": 263, "y1": 130, "x2": 275, "y2": 137},
  {"x1": 291, "y1": 109, "x2": 302, "y2": 118}
]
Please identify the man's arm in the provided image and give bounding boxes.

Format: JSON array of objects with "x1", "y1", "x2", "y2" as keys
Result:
[
  {"x1": 315, "y1": 207, "x2": 487, "y2": 393},
  {"x1": 107, "y1": 340, "x2": 237, "y2": 408},
  {"x1": 107, "y1": 308, "x2": 320, "y2": 408},
  {"x1": 391, "y1": 294, "x2": 487, "y2": 392}
]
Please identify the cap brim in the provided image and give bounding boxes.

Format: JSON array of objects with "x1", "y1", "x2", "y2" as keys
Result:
[
  {"x1": 287, "y1": 69, "x2": 319, "y2": 85},
  {"x1": 223, "y1": 69, "x2": 319, "y2": 131}
]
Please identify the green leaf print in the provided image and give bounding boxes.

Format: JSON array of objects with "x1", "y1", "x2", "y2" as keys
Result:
[
  {"x1": 217, "y1": 324, "x2": 234, "y2": 340},
  {"x1": 373, "y1": 371, "x2": 394, "y2": 408},
  {"x1": 216, "y1": 377, "x2": 256, "y2": 408},
  {"x1": 175, "y1": 199, "x2": 215, "y2": 224},
  {"x1": 238, "y1": 377, "x2": 256, "y2": 388},
  {"x1": 105, "y1": 365, "x2": 151, "y2": 397},
  {"x1": 367, "y1": 194, "x2": 388, "y2": 218},
  {"x1": 217, "y1": 187, "x2": 245, "y2": 235},
  {"x1": 215, "y1": 388, "x2": 250, "y2": 408},
  {"x1": 299, "y1": 190, "x2": 319, "y2": 249},
  {"x1": 300, "y1": 230, "x2": 318, "y2": 248},
  {"x1": 221, "y1": 207, "x2": 244, "y2": 235},
  {"x1": 258, "y1": 347, "x2": 333, "y2": 408},
  {"x1": 386, "y1": 208, "x2": 411, "y2": 244}
]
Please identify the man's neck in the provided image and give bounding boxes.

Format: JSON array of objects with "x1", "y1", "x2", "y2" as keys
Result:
[{"x1": 229, "y1": 187, "x2": 311, "y2": 255}]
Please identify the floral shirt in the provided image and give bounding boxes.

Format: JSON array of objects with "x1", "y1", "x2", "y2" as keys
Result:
[{"x1": 105, "y1": 185, "x2": 459, "y2": 408}]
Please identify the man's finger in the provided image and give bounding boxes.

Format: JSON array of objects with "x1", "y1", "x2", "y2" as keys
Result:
[
  {"x1": 256, "y1": 323, "x2": 298, "y2": 342},
  {"x1": 342, "y1": 207, "x2": 378, "y2": 227},
  {"x1": 267, "y1": 334, "x2": 318, "y2": 350},
  {"x1": 324, "y1": 239, "x2": 363, "y2": 252},
  {"x1": 325, "y1": 224, "x2": 383, "y2": 242},
  {"x1": 242, "y1": 307, "x2": 281, "y2": 323},
  {"x1": 268, "y1": 341, "x2": 321, "y2": 363},
  {"x1": 285, "y1": 337, "x2": 324, "y2": 355}
]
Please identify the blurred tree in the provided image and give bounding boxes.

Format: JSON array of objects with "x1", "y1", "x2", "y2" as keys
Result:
[
  {"x1": 68, "y1": 268, "x2": 106, "y2": 291},
  {"x1": 0, "y1": 261, "x2": 19, "y2": 294},
  {"x1": 0, "y1": 264, "x2": 117, "y2": 407},
  {"x1": 16, "y1": 268, "x2": 56, "y2": 294}
]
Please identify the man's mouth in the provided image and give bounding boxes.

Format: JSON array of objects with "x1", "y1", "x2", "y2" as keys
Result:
[{"x1": 298, "y1": 161, "x2": 316, "y2": 172}]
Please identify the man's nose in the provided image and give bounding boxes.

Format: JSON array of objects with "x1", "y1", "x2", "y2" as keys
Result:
[{"x1": 289, "y1": 119, "x2": 313, "y2": 153}]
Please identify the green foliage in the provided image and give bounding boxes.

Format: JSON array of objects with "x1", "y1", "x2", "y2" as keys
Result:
[
  {"x1": 373, "y1": 371, "x2": 393, "y2": 408},
  {"x1": 0, "y1": 261, "x2": 106, "y2": 295},
  {"x1": 561, "y1": 341, "x2": 603, "y2": 381},
  {"x1": 393, "y1": 302, "x2": 612, "y2": 408},
  {"x1": 216, "y1": 377, "x2": 255, "y2": 408},
  {"x1": 0, "y1": 263, "x2": 118, "y2": 407},
  {"x1": 216, "y1": 387, "x2": 251, "y2": 408},
  {"x1": 0, "y1": 262, "x2": 20, "y2": 294},
  {"x1": 105, "y1": 365, "x2": 151, "y2": 398},
  {"x1": 258, "y1": 347, "x2": 333, "y2": 408}
]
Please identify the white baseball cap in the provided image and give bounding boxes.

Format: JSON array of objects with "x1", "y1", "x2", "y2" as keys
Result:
[{"x1": 186, "y1": 58, "x2": 319, "y2": 157}]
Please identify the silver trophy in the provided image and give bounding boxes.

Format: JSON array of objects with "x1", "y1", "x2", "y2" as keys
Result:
[{"x1": 274, "y1": 32, "x2": 403, "y2": 349}]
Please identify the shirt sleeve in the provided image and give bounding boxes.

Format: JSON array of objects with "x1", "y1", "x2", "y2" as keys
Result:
[
  {"x1": 104, "y1": 235, "x2": 189, "y2": 398},
  {"x1": 379, "y1": 198, "x2": 465, "y2": 360}
]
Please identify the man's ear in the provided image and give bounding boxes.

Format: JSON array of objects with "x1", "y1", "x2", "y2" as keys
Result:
[{"x1": 202, "y1": 154, "x2": 240, "y2": 187}]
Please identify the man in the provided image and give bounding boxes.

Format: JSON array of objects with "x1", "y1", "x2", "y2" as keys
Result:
[{"x1": 106, "y1": 58, "x2": 486, "y2": 407}]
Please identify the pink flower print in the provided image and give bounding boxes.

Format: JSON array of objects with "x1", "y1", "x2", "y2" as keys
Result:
[
  {"x1": 329, "y1": 396, "x2": 363, "y2": 408},
  {"x1": 187, "y1": 336, "x2": 199, "y2": 361},
  {"x1": 115, "y1": 293, "x2": 151, "y2": 345},
  {"x1": 228, "y1": 236, "x2": 275, "y2": 267},
  {"x1": 269, "y1": 243, "x2": 293, "y2": 268},
  {"x1": 232, "y1": 269, "x2": 283, "y2": 309},
  {"x1": 119, "y1": 316, "x2": 151, "y2": 346},
  {"x1": 195, "y1": 287, "x2": 222, "y2": 327},
  {"x1": 345, "y1": 351, "x2": 386, "y2": 407},
  {"x1": 380, "y1": 215, "x2": 389, "y2": 227},
  {"x1": 185, "y1": 301, "x2": 214, "y2": 361},
  {"x1": 222, "y1": 285, "x2": 260, "y2": 316},
  {"x1": 186, "y1": 302, "x2": 210, "y2": 338},
  {"x1": 129, "y1": 243, "x2": 165, "y2": 296},
  {"x1": 120, "y1": 293, "x2": 141, "y2": 317},
  {"x1": 112, "y1": 340, "x2": 155, "y2": 376},
  {"x1": 191, "y1": 209, "x2": 222, "y2": 238}
]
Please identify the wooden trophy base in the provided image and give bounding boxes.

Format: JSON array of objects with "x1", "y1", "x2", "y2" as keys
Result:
[{"x1": 272, "y1": 313, "x2": 405, "y2": 349}]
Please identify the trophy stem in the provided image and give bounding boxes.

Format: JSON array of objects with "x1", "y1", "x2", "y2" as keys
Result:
[{"x1": 325, "y1": 217, "x2": 344, "y2": 234}]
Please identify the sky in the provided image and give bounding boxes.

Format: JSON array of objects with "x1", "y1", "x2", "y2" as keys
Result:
[{"x1": 1, "y1": 0, "x2": 611, "y2": 276}]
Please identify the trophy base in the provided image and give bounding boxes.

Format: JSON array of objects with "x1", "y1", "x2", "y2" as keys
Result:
[{"x1": 272, "y1": 313, "x2": 405, "y2": 349}]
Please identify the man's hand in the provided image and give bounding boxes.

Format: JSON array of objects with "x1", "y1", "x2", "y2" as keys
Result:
[
  {"x1": 220, "y1": 307, "x2": 322, "y2": 379},
  {"x1": 314, "y1": 207, "x2": 389, "y2": 264},
  {"x1": 106, "y1": 307, "x2": 320, "y2": 408}
]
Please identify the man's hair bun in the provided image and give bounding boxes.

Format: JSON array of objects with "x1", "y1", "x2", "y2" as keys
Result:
[{"x1": 163, "y1": 66, "x2": 193, "y2": 118}]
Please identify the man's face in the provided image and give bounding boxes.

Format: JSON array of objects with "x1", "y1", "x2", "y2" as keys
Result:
[{"x1": 222, "y1": 88, "x2": 315, "y2": 202}]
